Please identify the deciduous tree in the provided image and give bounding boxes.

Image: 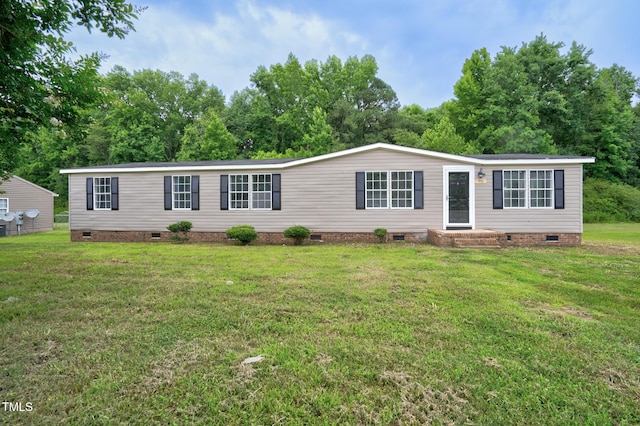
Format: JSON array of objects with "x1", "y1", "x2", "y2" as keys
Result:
[{"x1": 0, "y1": 0, "x2": 141, "y2": 178}]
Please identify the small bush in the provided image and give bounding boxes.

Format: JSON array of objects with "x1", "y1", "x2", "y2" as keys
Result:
[
  {"x1": 167, "y1": 221, "x2": 192, "y2": 243},
  {"x1": 373, "y1": 228, "x2": 387, "y2": 243},
  {"x1": 284, "y1": 225, "x2": 311, "y2": 245},
  {"x1": 226, "y1": 225, "x2": 258, "y2": 245}
]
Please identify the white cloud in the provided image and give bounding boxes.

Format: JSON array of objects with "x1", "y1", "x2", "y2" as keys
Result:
[{"x1": 69, "y1": 0, "x2": 368, "y2": 100}]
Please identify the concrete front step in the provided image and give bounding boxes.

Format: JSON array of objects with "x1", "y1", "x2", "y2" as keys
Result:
[{"x1": 453, "y1": 237, "x2": 502, "y2": 249}]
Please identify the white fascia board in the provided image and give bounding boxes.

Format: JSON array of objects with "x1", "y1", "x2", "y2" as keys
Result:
[
  {"x1": 60, "y1": 163, "x2": 288, "y2": 174},
  {"x1": 474, "y1": 157, "x2": 596, "y2": 166}
]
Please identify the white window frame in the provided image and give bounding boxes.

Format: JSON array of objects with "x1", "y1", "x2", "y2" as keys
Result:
[
  {"x1": 365, "y1": 170, "x2": 414, "y2": 209},
  {"x1": 230, "y1": 174, "x2": 249, "y2": 209},
  {"x1": 503, "y1": 170, "x2": 554, "y2": 209},
  {"x1": 529, "y1": 170, "x2": 554, "y2": 209},
  {"x1": 230, "y1": 174, "x2": 273, "y2": 210},
  {"x1": 94, "y1": 177, "x2": 112, "y2": 210},
  {"x1": 366, "y1": 171, "x2": 388, "y2": 209},
  {"x1": 391, "y1": 170, "x2": 414, "y2": 209},
  {"x1": 172, "y1": 175, "x2": 191, "y2": 210},
  {"x1": 0, "y1": 198, "x2": 8, "y2": 215},
  {"x1": 503, "y1": 170, "x2": 527, "y2": 209},
  {"x1": 251, "y1": 174, "x2": 272, "y2": 210}
]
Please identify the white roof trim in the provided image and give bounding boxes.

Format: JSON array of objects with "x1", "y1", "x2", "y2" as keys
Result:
[
  {"x1": 59, "y1": 143, "x2": 595, "y2": 174},
  {"x1": 5, "y1": 175, "x2": 59, "y2": 197}
]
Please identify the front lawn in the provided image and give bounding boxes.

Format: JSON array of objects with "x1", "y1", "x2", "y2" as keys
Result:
[{"x1": 1, "y1": 227, "x2": 639, "y2": 424}]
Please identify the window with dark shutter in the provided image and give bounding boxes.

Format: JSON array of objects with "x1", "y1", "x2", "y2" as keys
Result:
[
  {"x1": 164, "y1": 176, "x2": 172, "y2": 210},
  {"x1": 554, "y1": 170, "x2": 565, "y2": 209},
  {"x1": 191, "y1": 175, "x2": 200, "y2": 210},
  {"x1": 414, "y1": 171, "x2": 423, "y2": 209},
  {"x1": 111, "y1": 177, "x2": 119, "y2": 211},
  {"x1": 355, "y1": 172, "x2": 365, "y2": 209},
  {"x1": 272, "y1": 174, "x2": 281, "y2": 210},
  {"x1": 493, "y1": 170, "x2": 503, "y2": 209},
  {"x1": 86, "y1": 177, "x2": 94, "y2": 210},
  {"x1": 220, "y1": 175, "x2": 229, "y2": 210}
]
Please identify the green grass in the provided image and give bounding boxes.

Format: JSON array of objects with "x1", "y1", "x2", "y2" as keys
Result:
[
  {"x1": 1, "y1": 226, "x2": 639, "y2": 425},
  {"x1": 584, "y1": 222, "x2": 640, "y2": 244}
]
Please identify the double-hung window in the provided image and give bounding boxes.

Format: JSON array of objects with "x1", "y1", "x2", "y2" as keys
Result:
[
  {"x1": 529, "y1": 170, "x2": 553, "y2": 208},
  {"x1": 173, "y1": 175, "x2": 191, "y2": 210},
  {"x1": 502, "y1": 170, "x2": 553, "y2": 209},
  {"x1": 366, "y1": 171, "x2": 388, "y2": 208},
  {"x1": 252, "y1": 174, "x2": 272, "y2": 209},
  {"x1": 0, "y1": 198, "x2": 8, "y2": 215},
  {"x1": 391, "y1": 171, "x2": 413, "y2": 208},
  {"x1": 87, "y1": 177, "x2": 118, "y2": 211},
  {"x1": 229, "y1": 174, "x2": 272, "y2": 210},
  {"x1": 365, "y1": 171, "x2": 414, "y2": 209},
  {"x1": 503, "y1": 170, "x2": 527, "y2": 208},
  {"x1": 94, "y1": 177, "x2": 112, "y2": 210},
  {"x1": 164, "y1": 175, "x2": 198, "y2": 211},
  {"x1": 229, "y1": 175, "x2": 249, "y2": 209}
]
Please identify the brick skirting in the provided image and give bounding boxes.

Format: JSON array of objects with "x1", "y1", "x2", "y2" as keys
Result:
[
  {"x1": 70, "y1": 230, "x2": 429, "y2": 244},
  {"x1": 426, "y1": 229, "x2": 582, "y2": 247},
  {"x1": 503, "y1": 232, "x2": 582, "y2": 247},
  {"x1": 71, "y1": 229, "x2": 581, "y2": 247}
]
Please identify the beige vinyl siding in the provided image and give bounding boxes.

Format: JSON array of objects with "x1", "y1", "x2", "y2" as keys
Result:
[
  {"x1": 68, "y1": 150, "x2": 451, "y2": 233},
  {"x1": 0, "y1": 176, "x2": 56, "y2": 235},
  {"x1": 475, "y1": 164, "x2": 584, "y2": 233},
  {"x1": 67, "y1": 149, "x2": 586, "y2": 235}
]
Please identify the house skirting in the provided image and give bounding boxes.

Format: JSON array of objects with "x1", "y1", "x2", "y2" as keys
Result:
[
  {"x1": 70, "y1": 229, "x2": 581, "y2": 247},
  {"x1": 426, "y1": 229, "x2": 581, "y2": 247},
  {"x1": 70, "y1": 230, "x2": 429, "y2": 244}
]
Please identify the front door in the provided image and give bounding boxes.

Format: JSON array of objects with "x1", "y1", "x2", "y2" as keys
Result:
[{"x1": 444, "y1": 166, "x2": 475, "y2": 229}]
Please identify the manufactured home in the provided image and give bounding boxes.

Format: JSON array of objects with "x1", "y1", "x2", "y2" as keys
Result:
[
  {"x1": 60, "y1": 143, "x2": 595, "y2": 247},
  {"x1": 0, "y1": 175, "x2": 58, "y2": 236}
]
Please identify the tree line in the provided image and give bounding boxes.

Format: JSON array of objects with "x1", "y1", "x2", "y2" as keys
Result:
[{"x1": 2, "y1": 2, "x2": 639, "y2": 202}]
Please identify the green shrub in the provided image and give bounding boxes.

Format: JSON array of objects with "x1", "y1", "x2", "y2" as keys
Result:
[
  {"x1": 373, "y1": 228, "x2": 387, "y2": 243},
  {"x1": 167, "y1": 221, "x2": 192, "y2": 243},
  {"x1": 284, "y1": 225, "x2": 311, "y2": 245},
  {"x1": 226, "y1": 225, "x2": 258, "y2": 245},
  {"x1": 583, "y1": 179, "x2": 640, "y2": 223}
]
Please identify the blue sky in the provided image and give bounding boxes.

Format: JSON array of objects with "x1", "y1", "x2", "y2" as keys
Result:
[{"x1": 69, "y1": 0, "x2": 640, "y2": 108}]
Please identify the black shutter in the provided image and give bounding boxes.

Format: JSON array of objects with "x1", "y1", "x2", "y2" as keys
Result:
[
  {"x1": 111, "y1": 177, "x2": 119, "y2": 211},
  {"x1": 554, "y1": 170, "x2": 565, "y2": 209},
  {"x1": 86, "y1": 177, "x2": 94, "y2": 210},
  {"x1": 414, "y1": 171, "x2": 423, "y2": 209},
  {"x1": 191, "y1": 175, "x2": 200, "y2": 210},
  {"x1": 220, "y1": 175, "x2": 229, "y2": 210},
  {"x1": 355, "y1": 172, "x2": 365, "y2": 210},
  {"x1": 164, "y1": 176, "x2": 172, "y2": 210},
  {"x1": 493, "y1": 170, "x2": 503, "y2": 209},
  {"x1": 272, "y1": 174, "x2": 281, "y2": 210}
]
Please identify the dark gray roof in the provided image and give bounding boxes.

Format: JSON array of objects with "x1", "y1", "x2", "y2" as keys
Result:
[
  {"x1": 464, "y1": 153, "x2": 587, "y2": 160},
  {"x1": 82, "y1": 157, "x2": 299, "y2": 170}
]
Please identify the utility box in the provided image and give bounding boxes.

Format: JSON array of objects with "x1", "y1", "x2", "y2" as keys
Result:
[{"x1": 0, "y1": 224, "x2": 6, "y2": 237}]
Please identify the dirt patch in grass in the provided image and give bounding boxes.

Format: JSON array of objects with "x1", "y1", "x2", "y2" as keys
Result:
[
  {"x1": 142, "y1": 340, "x2": 213, "y2": 391},
  {"x1": 600, "y1": 368, "x2": 640, "y2": 402},
  {"x1": 380, "y1": 370, "x2": 474, "y2": 425},
  {"x1": 537, "y1": 304, "x2": 596, "y2": 322},
  {"x1": 582, "y1": 242, "x2": 640, "y2": 256}
]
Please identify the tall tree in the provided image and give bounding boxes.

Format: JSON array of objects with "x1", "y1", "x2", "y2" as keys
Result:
[
  {"x1": 0, "y1": 0, "x2": 141, "y2": 179},
  {"x1": 448, "y1": 35, "x2": 640, "y2": 182},
  {"x1": 177, "y1": 109, "x2": 237, "y2": 161},
  {"x1": 421, "y1": 116, "x2": 477, "y2": 154},
  {"x1": 97, "y1": 67, "x2": 225, "y2": 162}
]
